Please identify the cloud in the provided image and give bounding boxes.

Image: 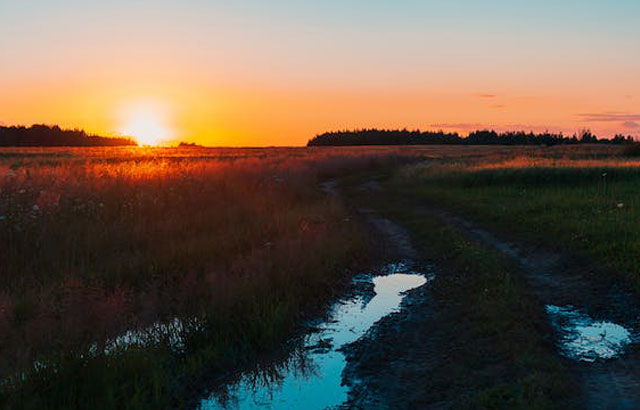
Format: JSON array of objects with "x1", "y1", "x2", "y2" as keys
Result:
[
  {"x1": 622, "y1": 121, "x2": 639, "y2": 129},
  {"x1": 577, "y1": 112, "x2": 640, "y2": 122},
  {"x1": 625, "y1": 95, "x2": 633, "y2": 100},
  {"x1": 473, "y1": 93, "x2": 497, "y2": 99},
  {"x1": 490, "y1": 104, "x2": 506, "y2": 109}
]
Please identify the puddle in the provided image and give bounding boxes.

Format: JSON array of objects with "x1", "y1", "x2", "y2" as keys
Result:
[
  {"x1": 546, "y1": 305, "x2": 632, "y2": 362},
  {"x1": 198, "y1": 262, "x2": 430, "y2": 410}
]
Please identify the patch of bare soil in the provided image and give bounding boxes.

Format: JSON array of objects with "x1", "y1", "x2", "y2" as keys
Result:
[
  {"x1": 325, "y1": 180, "x2": 445, "y2": 409},
  {"x1": 341, "y1": 281, "x2": 447, "y2": 410}
]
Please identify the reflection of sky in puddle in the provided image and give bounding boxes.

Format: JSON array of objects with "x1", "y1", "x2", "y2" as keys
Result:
[
  {"x1": 546, "y1": 305, "x2": 632, "y2": 362},
  {"x1": 199, "y1": 263, "x2": 429, "y2": 410}
]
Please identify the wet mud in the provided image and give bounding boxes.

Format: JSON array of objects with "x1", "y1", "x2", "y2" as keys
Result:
[{"x1": 429, "y1": 208, "x2": 640, "y2": 409}]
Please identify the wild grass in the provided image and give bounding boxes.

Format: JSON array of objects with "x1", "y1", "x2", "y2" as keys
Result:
[
  {"x1": 393, "y1": 144, "x2": 640, "y2": 285},
  {"x1": 0, "y1": 146, "x2": 425, "y2": 409},
  {"x1": 355, "y1": 183, "x2": 576, "y2": 408},
  {"x1": 409, "y1": 212, "x2": 575, "y2": 409},
  {"x1": 2, "y1": 144, "x2": 628, "y2": 408}
]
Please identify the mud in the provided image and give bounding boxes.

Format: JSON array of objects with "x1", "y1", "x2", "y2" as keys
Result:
[
  {"x1": 197, "y1": 265, "x2": 429, "y2": 410},
  {"x1": 344, "y1": 177, "x2": 640, "y2": 409},
  {"x1": 428, "y1": 208, "x2": 640, "y2": 409},
  {"x1": 204, "y1": 177, "x2": 640, "y2": 409}
]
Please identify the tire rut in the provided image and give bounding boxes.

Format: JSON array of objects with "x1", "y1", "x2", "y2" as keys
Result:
[{"x1": 425, "y1": 207, "x2": 640, "y2": 410}]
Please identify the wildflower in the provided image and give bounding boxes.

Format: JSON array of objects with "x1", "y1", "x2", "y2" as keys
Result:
[
  {"x1": 617, "y1": 203, "x2": 624, "y2": 209},
  {"x1": 32, "y1": 204, "x2": 40, "y2": 212},
  {"x1": 602, "y1": 172, "x2": 607, "y2": 177}
]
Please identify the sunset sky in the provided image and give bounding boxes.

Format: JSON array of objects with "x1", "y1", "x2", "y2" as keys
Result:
[{"x1": 1, "y1": 1, "x2": 639, "y2": 146}]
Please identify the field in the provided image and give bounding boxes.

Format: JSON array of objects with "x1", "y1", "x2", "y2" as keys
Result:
[
  {"x1": 3, "y1": 144, "x2": 640, "y2": 409},
  {"x1": 393, "y1": 144, "x2": 640, "y2": 285},
  {"x1": 0, "y1": 146, "x2": 424, "y2": 409}
]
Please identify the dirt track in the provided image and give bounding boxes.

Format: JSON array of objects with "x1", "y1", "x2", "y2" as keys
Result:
[
  {"x1": 431, "y1": 209, "x2": 640, "y2": 410},
  {"x1": 338, "y1": 179, "x2": 640, "y2": 409}
]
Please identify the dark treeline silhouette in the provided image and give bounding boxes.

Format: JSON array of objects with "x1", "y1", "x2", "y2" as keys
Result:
[
  {"x1": 0, "y1": 124, "x2": 136, "y2": 147},
  {"x1": 178, "y1": 141, "x2": 204, "y2": 148},
  {"x1": 308, "y1": 128, "x2": 636, "y2": 146}
]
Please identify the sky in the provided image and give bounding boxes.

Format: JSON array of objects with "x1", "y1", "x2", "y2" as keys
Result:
[{"x1": 1, "y1": 0, "x2": 639, "y2": 146}]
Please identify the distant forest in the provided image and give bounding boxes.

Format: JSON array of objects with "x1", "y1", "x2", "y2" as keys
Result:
[
  {"x1": 0, "y1": 125, "x2": 136, "y2": 147},
  {"x1": 308, "y1": 129, "x2": 636, "y2": 146}
]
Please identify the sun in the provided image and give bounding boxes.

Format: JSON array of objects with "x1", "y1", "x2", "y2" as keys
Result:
[{"x1": 119, "y1": 102, "x2": 173, "y2": 146}]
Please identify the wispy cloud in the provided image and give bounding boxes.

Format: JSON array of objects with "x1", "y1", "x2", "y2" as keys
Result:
[
  {"x1": 473, "y1": 93, "x2": 497, "y2": 99},
  {"x1": 622, "y1": 121, "x2": 639, "y2": 129},
  {"x1": 577, "y1": 112, "x2": 640, "y2": 122},
  {"x1": 490, "y1": 104, "x2": 506, "y2": 109}
]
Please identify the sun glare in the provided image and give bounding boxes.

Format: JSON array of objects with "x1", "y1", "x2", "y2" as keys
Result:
[{"x1": 119, "y1": 102, "x2": 173, "y2": 146}]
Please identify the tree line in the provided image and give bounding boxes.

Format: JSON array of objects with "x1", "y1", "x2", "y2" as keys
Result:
[
  {"x1": 307, "y1": 128, "x2": 635, "y2": 146},
  {"x1": 0, "y1": 124, "x2": 136, "y2": 147}
]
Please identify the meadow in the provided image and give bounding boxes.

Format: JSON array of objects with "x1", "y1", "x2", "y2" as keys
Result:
[
  {"x1": 391, "y1": 144, "x2": 640, "y2": 285},
  {"x1": 0, "y1": 146, "x2": 426, "y2": 409},
  {"x1": 3, "y1": 143, "x2": 640, "y2": 409},
  {"x1": 344, "y1": 143, "x2": 640, "y2": 408}
]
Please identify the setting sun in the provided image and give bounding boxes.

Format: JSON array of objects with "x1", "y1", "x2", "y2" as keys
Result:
[{"x1": 119, "y1": 102, "x2": 173, "y2": 146}]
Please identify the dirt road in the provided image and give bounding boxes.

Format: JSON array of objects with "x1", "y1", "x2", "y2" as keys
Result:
[{"x1": 338, "y1": 178, "x2": 640, "y2": 409}]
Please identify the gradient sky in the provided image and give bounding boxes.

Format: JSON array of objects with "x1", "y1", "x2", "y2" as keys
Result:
[{"x1": 1, "y1": 0, "x2": 639, "y2": 146}]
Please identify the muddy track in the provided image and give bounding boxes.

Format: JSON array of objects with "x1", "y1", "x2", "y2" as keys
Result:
[
  {"x1": 323, "y1": 179, "x2": 417, "y2": 261},
  {"x1": 337, "y1": 177, "x2": 640, "y2": 409},
  {"x1": 418, "y1": 207, "x2": 640, "y2": 409},
  {"x1": 435, "y1": 209, "x2": 640, "y2": 408},
  {"x1": 323, "y1": 179, "x2": 443, "y2": 409}
]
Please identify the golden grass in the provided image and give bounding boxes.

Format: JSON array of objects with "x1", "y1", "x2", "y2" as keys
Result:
[{"x1": 0, "y1": 146, "x2": 428, "y2": 380}]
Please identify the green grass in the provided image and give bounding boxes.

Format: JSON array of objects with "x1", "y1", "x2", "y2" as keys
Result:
[
  {"x1": 0, "y1": 147, "x2": 424, "y2": 409},
  {"x1": 394, "y1": 164, "x2": 640, "y2": 285},
  {"x1": 3, "y1": 145, "x2": 629, "y2": 408},
  {"x1": 369, "y1": 192, "x2": 577, "y2": 409}
]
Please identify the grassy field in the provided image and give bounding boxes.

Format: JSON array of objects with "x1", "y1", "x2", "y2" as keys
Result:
[
  {"x1": 391, "y1": 144, "x2": 640, "y2": 285},
  {"x1": 346, "y1": 167, "x2": 582, "y2": 408},
  {"x1": 383, "y1": 203, "x2": 575, "y2": 408},
  {"x1": 3, "y1": 144, "x2": 639, "y2": 409},
  {"x1": 0, "y1": 146, "x2": 428, "y2": 409},
  {"x1": 341, "y1": 143, "x2": 637, "y2": 408}
]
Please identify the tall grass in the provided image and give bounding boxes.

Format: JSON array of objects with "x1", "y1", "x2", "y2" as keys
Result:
[
  {"x1": 0, "y1": 146, "x2": 423, "y2": 409},
  {"x1": 393, "y1": 145, "x2": 640, "y2": 285}
]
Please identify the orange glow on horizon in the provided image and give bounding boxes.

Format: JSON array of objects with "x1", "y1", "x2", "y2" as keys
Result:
[
  {"x1": 1, "y1": 2, "x2": 639, "y2": 146},
  {"x1": 117, "y1": 101, "x2": 173, "y2": 146},
  {"x1": 0, "y1": 85, "x2": 638, "y2": 147}
]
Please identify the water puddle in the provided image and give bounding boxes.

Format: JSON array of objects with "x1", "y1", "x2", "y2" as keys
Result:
[
  {"x1": 546, "y1": 305, "x2": 632, "y2": 362},
  {"x1": 198, "y1": 262, "x2": 430, "y2": 410}
]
